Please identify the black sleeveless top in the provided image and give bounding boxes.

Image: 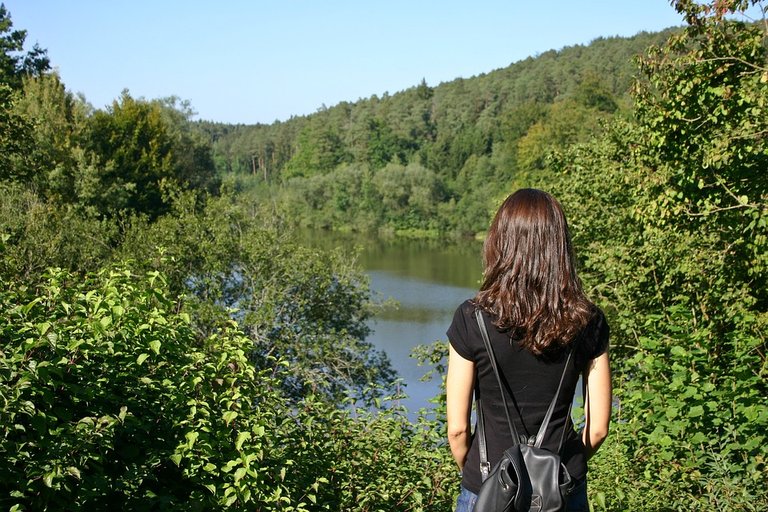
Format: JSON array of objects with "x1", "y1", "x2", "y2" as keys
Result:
[{"x1": 447, "y1": 300, "x2": 609, "y2": 494}]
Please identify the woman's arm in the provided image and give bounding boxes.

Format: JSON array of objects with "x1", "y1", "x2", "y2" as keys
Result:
[
  {"x1": 446, "y1": 343, "x2": 475, "y2": 470},
  {"x1": 582, "y1": 351, "x2": 612, "y2": 460}
]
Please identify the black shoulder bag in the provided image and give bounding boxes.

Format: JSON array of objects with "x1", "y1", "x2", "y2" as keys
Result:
[{"x1": 473, "y1": 309, "x2": 574, "y2": 512}]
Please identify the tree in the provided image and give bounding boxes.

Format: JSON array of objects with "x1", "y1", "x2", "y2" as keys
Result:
[
  {"x1": 572, "y1": 71, "x2": 618, "y2": 113},
  {"x1": 151, "y1": 96, "x2": 220, "y2": 195},
  {"x1": 0, "y1": 261, "x2": 456, "y2": 511},
  {"x1": 113, "y1": 193, "x2": 397, "y2": 403},
  {"x1": 82, "y1": 92, "x2": 219, "y2": 218},
  {"x1": 0, "y1": 3, "x2": 49, "y2": 88},
  {"x1": 283, "y1": 119, "x2": 348, "y2": 179},
  {"x1": 516, "y1": 99, "x2": 611, "y2": 171},
  {"x1": 365, "y1": 117, "x2": 408, "y2": 168},
  {"x1": 0, "y1": 83, "x2": 31, "y2": 180},
  {"x1": 13, "y1": 73, "x2": 88, "y2": 202},
  {"x1": 82, "y1": 92, "x2": 176, "y2": 216}
]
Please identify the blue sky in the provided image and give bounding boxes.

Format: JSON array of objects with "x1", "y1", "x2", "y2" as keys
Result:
[{"x1": 4, "y1": 1, "x2": 759, "y2": 124}]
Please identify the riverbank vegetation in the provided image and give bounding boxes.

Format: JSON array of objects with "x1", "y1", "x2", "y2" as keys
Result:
[{"x1": 1, "y1": 0, "x2": 766, "y2": 510}]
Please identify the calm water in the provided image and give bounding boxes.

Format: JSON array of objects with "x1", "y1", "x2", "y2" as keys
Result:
[{"x1": 298, "y1": 231, "x2": 483, "y2": 414}]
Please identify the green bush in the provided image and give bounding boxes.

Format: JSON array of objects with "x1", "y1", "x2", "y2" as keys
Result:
[
  {"x1": 0, "y1": 265, "x2": 252, "y2": 509},
  {"x1": 0, "y1": 263, "x2": 457, "y2": 511}
]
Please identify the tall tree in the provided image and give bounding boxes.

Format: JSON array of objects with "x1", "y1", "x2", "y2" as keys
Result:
[
  {"x1": 14, "y1": 73, "x2": 88, "y2": 201},
  {"x1": 83, "y1": 92, "x2": 177, "y2": 217},
  {"x1": 0, "y1": 3, "x2": 49, "y2": 88},
  {"x1": 0, "y1": 82, "x2": 31, "y2": 180}
]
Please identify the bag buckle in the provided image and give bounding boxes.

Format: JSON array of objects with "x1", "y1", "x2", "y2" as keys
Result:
[{"x1": 480, "y1": 461, "x2": 491, "y2": 480}]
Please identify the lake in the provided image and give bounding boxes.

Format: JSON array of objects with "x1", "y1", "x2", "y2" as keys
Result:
[{"x1": 299, "y1": 231, "x2": 484, "y2": 415}]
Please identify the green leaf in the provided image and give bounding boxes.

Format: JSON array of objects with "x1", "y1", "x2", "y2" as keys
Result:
[
  {"x1": 222, "y1": 410, "x2": 238, "y2": 425},
  {"x1": 137, "y1": 353, "x2": 150, "y2": 365},
  {"x1": 37, "y1": 321, "x2": 51, "y2": 335},
  {"x1": 670, "y1": 345, "x2": 687, "y2": 357},
  {"x1": 223, "y1": 460, "x2": 240, "y2": 473},
  {"x1": 22, "y1": 297, "x2": 43, "y2": 315},
  {"x1": 149, "y1": 340, "x2": 161, "y2": 355},
  {"x1": 690, "y1": 432, "x2": 707, "y2": 444},
  {"x1": 185, "y1": 431, "x2": 199, "y2": 448},
  {"x1": 235, "y1": 431, "x2": 251, "y2": 451}
]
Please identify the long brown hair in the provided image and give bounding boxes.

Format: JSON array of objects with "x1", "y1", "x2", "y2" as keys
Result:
[{"x1": 475, "y1": 189, "x2": 593, "y2": 354}]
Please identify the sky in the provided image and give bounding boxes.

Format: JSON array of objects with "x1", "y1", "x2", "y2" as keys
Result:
[{"x1": 3, "y1": 1, "x2": 760, "y2": 125}]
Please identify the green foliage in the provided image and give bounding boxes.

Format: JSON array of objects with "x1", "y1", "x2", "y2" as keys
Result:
[
  {"x1": 5, "y1": 87, "x2": 220, "y2": 219},
  {"x1": 12, "y1": 73, "x2": 89, "y2": 202},
  {"x1": 113, "y1": 192, "x2": 397, "y2": 404},
  {"x1": 363, "y1": 116, "x2": 411, "y2": 168},
  {"x1": 277, "y1": 161, "x2": 445, "y2": 235},
  {"x1": 633, "y1": 14, "x2": 768, "y2": 303},
  {"x1": 0, "y1": 262, "x2": 456, "y2": 511},
  {"x1": 254, "y1": 396, "x2": 455, "y2": 511},
  {"x1": 516, "y1": 99, "x2": 612, "y2": 171},
  {"x1": 572, "y1": 71, "x2": 619, "y2": 113},
  {"x1": 0, "y1": 183, "x2": 117, "y2": 281},
  {"x1": 0, "y1": 172, "x2": 396, "y2": 407},
  {"x1": 1, "y1": 77, "x2": 220, "y2": 222},
  {"x1": 152, "y1": 96, "x2": 220, "y2": 196},
  {"x1": 0, "y1": 4, "x2": 49, "y2": 88},
  {"x1": 0, "y1": 82, "x2": 32, "y2": 180},
  {"x1": 534, "y1": 8, "x2": 768, "y2": 508},
  {"x1": 283, "y1": 118, "x2": 349, "y2": 179},
  {"x1": 0, "y1": 265, "x2": 249, "y2": 509},
  {"x1": 82, "y1": 91, "x2": 181, "y2": 216},
  {"x1": 209, "y1": 31, "x2": 662, "y2": 237},
  {"x1": 3, "y1": 2, "x2": 766, "y2": 509},
  {"x1": 0, "y1": 5, "x2": 461, "y2": 511}
]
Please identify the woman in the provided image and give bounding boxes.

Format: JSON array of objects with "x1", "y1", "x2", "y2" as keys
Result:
[{"x1": 446, "y1": 189, "x2": 611, "y2": 512}]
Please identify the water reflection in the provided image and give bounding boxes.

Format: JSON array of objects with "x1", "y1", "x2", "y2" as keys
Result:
[
  {"x1": 297, "y1": 230, "x2": 483, "y2": 414},
  {"x1": 367, "y1": 270, "x2": 478, "y2": 414},
  {"x1": 358, "y1": 237, "x2": 483, "y2": 291},
  {"x1": 369, "y1": 271, "x2": 476, "y2": 321}
]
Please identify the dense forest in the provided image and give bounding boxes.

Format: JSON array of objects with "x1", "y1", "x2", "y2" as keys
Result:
[
  {"x1": 1, "y1": 0, "x2": 766, "y2": 510},
  {"x1": 200, "y1": 29, "x2": 673, "y2": 238}
]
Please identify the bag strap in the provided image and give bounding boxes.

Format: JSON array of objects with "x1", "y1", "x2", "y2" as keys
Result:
[
  {"x1": 476, "y1": 397, "x2": 491, "y2": 481},
  {"x1": 475, "y1": 309, "x2": 573, "y2": 473},
  {"x1": 535, "y1": 344, "x2": 573, "y2": 449},
  {"x1": 475, "y1": 310, "x2": 522, "y2": 445}
]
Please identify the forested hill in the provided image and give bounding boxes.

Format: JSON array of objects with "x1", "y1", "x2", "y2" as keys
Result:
[{"x1": 201, "y1": 28, "x2": 676, "y2": 236}]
